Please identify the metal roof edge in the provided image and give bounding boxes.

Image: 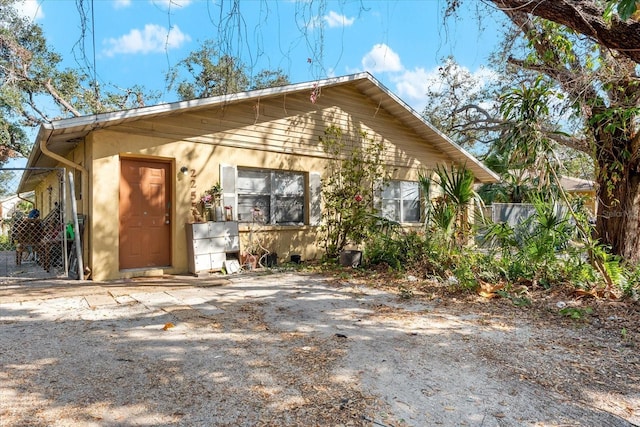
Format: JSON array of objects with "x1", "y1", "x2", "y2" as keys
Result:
[
  {"x1": 43, "y1": 72, "x2": 374, "y2": 132},
  {"x1": 361, "y1": 74, "x2": 499, "y2": 183},
  {"x1": 25, "y1": 71, "x2": 498, "y2": 184}
]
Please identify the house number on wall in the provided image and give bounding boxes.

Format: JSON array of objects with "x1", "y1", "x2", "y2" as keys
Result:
[{"x1": 189, "y1": 169, "x2": 198, "y2": 209}]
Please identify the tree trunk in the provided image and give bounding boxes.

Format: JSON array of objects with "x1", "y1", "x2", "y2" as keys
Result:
[{"x1": 594, "y1": 131, "x2": 640, "y2": 264}]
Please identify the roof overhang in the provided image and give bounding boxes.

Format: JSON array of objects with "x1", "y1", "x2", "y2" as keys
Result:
[{"x1": 20, "y1": 72, "x2": 498, "y2": 192}]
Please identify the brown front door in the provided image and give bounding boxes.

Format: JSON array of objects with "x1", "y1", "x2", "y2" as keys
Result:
[{"x1": 119, "y1": 159, "x2": 171, "y2": 269}]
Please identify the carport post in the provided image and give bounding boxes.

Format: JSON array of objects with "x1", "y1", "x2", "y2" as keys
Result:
[{"x1": 68, "y1": 172, "x2": 84, "y2": 280}]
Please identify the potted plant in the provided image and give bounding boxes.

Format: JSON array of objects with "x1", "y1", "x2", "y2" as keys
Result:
[{"x1": 200, "y1": 182, "x2": 223, "y2": 221}]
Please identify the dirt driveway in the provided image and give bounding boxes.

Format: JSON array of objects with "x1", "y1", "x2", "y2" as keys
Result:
[{"x1": 1, "y1": 272, "x2": 638, "y2": 426}]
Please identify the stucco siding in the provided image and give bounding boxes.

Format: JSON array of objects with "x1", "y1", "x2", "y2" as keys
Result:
[
  {"x1": 85, "y1": 86, "x2": 457, "y2": 279},
  {"x1": 21, "y1": 73, "x2": 497, "y2": 281}
]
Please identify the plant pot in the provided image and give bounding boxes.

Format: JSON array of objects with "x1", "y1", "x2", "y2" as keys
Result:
[
  {"x1": 241, "y1": 253, "x2": 258, "y2": 270},
  {"x1": 339, "y1": 250, "x2": 362, "y2": 268},
  {"x1": 265, "y1": 252, "x2": 278, "y2": 267},
  {"x1": 214, "y1": 206, "x2": 224, "y2": 221}
]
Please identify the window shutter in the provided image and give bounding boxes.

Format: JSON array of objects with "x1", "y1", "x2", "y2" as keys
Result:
[
  {"x1": 309, "y1": 172, "x2": 322, "y2": 226},
  {"x1": 220, "y1": 164, "x2": 237, "y2": 220}
]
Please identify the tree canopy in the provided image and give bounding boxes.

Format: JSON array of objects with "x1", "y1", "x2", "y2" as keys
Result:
[
  {"x1": 487, "y1": 0, "x2": 640, "y2": 64},
  {"x1": 166, "y1": 40, "x2": 290, "y2": 101},
  {"x1": 438, "y1": 0, "x2": 640, "y2": 262},
  {"x1": 0, "y1": 0, "x2": 159, "y2": 165}
]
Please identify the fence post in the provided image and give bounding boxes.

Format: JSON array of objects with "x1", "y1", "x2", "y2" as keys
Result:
[{"x1": 68, "y1": 172, "x2": 84, "y2": 280}]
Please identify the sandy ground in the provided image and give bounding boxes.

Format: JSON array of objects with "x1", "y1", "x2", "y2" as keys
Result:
[{"x1": 0, "y1": 271, "x2": 638, "y2": 426}]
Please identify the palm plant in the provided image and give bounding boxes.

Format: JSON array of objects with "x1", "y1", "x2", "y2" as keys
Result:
[{"x1": 419, "y1": 165, "x2": 482, "y2": 248}]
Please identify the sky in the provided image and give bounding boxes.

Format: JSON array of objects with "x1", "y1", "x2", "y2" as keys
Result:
[{"x1": 15, "y1": 0, "x2": 506, "y2": 114}]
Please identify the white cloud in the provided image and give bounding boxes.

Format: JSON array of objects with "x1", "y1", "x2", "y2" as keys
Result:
[
  {"x1": 361, "y1": 44, "x2": 402, "y2": 73},
  {"x1": 391, "y1": 68, "x2": 433, "y2": 108},
  {"x1": 14, "y1": 0, "x2": 44, "y2": 22},
  {"x1": 113, "y1": 0, "x2": 132, "y2": 9},
  {"x1": 358, "y1": 44, "x2": 499, "y2": 112},
  {"x1": 103, "y1": 24, "x2": 191, "y2": 57},
  {"x1": 473, "y1": 66, "x2": 500, "y2": 87},
  {"x1": 306, "y1": 16, "x2": 322, "y2": 30},
  {"x1": 152, "y1": 0, "x2": 192, "y2": 9},
  {"x1": 323, "y1": 11, "x2": 355, "y2": 28},
  {"x1": 391, "y1": 63, "x2": 500, "y2": 112}
]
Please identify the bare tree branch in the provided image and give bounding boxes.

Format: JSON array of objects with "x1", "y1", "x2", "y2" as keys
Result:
[
  {"x1": 544, "y1": 132, "x2": 590, "y2": 153},
  {"x1": 44, "y1": 80, "x2": 82, "y2": 117},
  {"x1": 453, "y1": 104, "x2": 502, "y2": 123},
  {"x1": 451, "y1": 103, "x2": 590, "y2": 153}
]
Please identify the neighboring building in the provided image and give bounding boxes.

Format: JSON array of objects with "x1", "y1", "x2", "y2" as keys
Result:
[
  {"x1": 0, "y1": 192, "x2": 34, "y2": 236},
  {"x1": 490, "y1": 175, "x2": 596, "y2": 227},
  {"x1": 18, "y1": 73, "x2": 498, "y2": 281},
  {"x1": 559, "y1": 175, "x2": 596, "y2": 213},
  {"x1": 0, "y1": 193, "x2": 33, "y2": 220}
]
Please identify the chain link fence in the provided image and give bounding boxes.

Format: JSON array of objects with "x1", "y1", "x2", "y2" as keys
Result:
[{"x1": 0, "y1": 168, "x2": 69, "y2": 278}]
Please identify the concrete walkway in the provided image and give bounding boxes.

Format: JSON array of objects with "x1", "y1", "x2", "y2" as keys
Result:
[{"x1": 0, "y1": 273, "x2": 232, "y2": 305}]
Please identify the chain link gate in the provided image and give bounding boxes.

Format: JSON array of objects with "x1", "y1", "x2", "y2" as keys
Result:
[{"x1": 0, "y1": 168, "x2": 69, "y2": 279}]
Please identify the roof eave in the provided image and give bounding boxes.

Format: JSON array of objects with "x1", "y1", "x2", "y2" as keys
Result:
[
  {"x1": 361, "y1": 75, "x2": 499, "y2": 183},
  {"x1": 23, "y1": 71, "x2": 499, "y2": 185}
]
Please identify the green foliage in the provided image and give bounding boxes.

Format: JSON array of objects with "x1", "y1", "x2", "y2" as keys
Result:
[
  {"x1": 0, "y1": 0, "x2": 160, "y2": 165},
  {"x1": 419, "y1": 165, "x2": 481, "y2": 249},
  {"x1": 477, "y1": 171, "x2": 533, "y2": 204},
  {"x1": 481, "y1": 194, "x2": 575, "y2": 285},
  {"x1": 166, "y1": 39, "x2": 289, "y2": 100},
  {"x1": 452, "y1": 256, "x2": 478, "y2": 289},
  {"x1": 559, "y1": 306, "x2": 593, "y2": 320},
  {"x1": 360, "y1": 192, "x2": 640, "y2": 298},
  {"x1": 250, "y1": 70, "x2": 290, "y2": 90},
  {"x1": 494, "y1": 77, "x2": 563, "y2": 188},
  {"x1": 588, "y1": 244, "x2": 628, "y2": 287},
  {"x1": 482, "y1": 221, "x2": 516, "y2": 258},
  {"x1": 624, "y1": 264, "x2": 640, "y2": 298},
  {"x1": 478, "y1": 190, "x2": 640, "y2": 293},
  {"x1": 604, "y1": 0, "x2": 639, "y2": 21},
  {"x1": 364, "y1": 225, "x2": 430, "y2": 271},
  {"x1": 0, "y1": 233, "x2": 12, "y2": 248},
  {"x1": 429, "y1": 197, "x2": 457, "y2": 239},
  {"x1": 319, "y1": 125, "x2": 390, "y2": 259},
  {"x1": 437, "y1": 164, "x2": 477, "y2": 208},
  {"x1": 445, "y1": 2, "x2": 639, "y2": 263},
  {"x1": 496, "y1": 290, "x2": 532, "y2": 307}
]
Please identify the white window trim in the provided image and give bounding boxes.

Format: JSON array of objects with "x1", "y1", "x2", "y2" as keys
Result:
[
  {"x1": 237, "y1": 167, "x2": 306, "y2": 226},
  {"x1": 381, "y1": 180, "x2": 421, "y2": 224}
]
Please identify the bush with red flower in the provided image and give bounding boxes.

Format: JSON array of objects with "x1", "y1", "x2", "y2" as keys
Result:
[{"x1": 319, "y1": 125, "x2": 390, "y2": 258}]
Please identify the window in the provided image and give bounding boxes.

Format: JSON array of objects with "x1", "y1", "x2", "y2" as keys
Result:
[
  {"x1": 237, "y1": 168, "x2": 305, "y2": 225},
  {"x1": 381, "y1": 180, "x2": 420, "y2": 223}
]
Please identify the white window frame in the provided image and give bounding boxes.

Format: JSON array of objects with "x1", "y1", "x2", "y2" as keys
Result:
[
  {"x1": 236, "y1": 168, "x2": 305, "y2": 226},
  {"x1": 381, "y1": 180, "x2": 421, "y2": 223}
]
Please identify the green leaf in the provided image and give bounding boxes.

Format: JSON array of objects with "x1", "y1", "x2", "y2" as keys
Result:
[{"x1": 617, "y1": 0, "x2": 638, "y2": 20}]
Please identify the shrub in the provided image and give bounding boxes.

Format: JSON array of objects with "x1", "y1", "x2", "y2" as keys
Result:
[
  {"x1": 364, "y1": 224, "x2": 429, "y2": 271},
  {"x1": 319, "y1": 125, "x2": 390, "y2": 258}
]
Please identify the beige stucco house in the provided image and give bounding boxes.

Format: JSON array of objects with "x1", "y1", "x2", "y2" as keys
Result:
[{"x1": 18, "y1": 73, "x2": 498, "y2": 281}]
